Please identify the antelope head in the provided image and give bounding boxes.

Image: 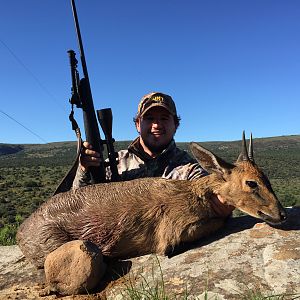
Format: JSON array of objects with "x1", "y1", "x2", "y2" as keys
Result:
[{"x1": 190, "y1": 132, "x2": 287, "y2": 225}]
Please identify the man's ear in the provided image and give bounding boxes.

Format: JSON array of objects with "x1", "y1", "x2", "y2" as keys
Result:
[
  {"x1": 135, "y1": 118, "x2": 141, "y2": 133},
  {"x1": 190, "y1": 142, "x2": 234, "y2": 175}
]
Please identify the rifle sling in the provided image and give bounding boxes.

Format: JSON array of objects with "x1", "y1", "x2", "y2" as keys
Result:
[{"x1": 52, "y1": 111, "x2": 83, "y2": 195}]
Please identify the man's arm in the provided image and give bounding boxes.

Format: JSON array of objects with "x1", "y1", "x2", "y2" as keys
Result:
[
  {"x1": 168, "y1": 161, "x2": 234, "y2": 218},
  {"x1": 187, "y1": 163, "x2": 234, "y2": 218},
  {"x1": 210, "y1": 195, "x2": 235, "y2": 218},
  {"x1": 72, "y1": 165, "x2": 91, "y2": 189}
]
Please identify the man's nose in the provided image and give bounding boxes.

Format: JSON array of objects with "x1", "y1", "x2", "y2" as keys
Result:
[{"x1": 152, "y1": 119, "x2": 162, "y2": 127}]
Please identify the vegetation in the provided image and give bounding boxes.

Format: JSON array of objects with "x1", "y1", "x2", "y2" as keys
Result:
[
  {"x1": 0, "y1": 135, "x2": 299, "y2": 246},
  {"x1": 120, "y1": 255, "x2": 300, "y2": 300}
]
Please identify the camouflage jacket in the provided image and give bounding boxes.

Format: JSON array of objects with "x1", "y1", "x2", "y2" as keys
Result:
[{"x1": 72, "y1": 138, "x2": 207, "y2": 189}]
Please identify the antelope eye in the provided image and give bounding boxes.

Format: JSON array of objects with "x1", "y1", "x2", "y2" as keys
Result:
[{"x1": 246, "y1": 180, "x2": 258, "y2": 189}]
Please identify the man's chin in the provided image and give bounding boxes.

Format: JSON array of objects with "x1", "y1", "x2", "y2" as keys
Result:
[{"x1": 145, "y1": 139, "x2": 171, "y2": 153}]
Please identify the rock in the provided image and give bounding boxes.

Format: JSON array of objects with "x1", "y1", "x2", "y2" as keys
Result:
[
  {"x1": 104, "y1": 206, "x2": 300, "y2": 299},
  {"x1": 0, "y1": 245, "x2": 45, "y2": 300},
  {"x1": 0, "y1": 207, "x2": 299, "y2": 299},
  {"x1": 44, "y1": 240, "x2": 106, "y2": 295}
]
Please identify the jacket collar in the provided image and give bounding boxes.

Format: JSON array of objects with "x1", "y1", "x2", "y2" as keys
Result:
[{"x1": 128, "y1": 137, "x2": 176, "y2": 162}]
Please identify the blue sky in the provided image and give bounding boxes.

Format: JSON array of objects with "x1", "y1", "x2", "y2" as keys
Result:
[{"x1": 0, "y1": 0, "x2": 299, "y2": 144}]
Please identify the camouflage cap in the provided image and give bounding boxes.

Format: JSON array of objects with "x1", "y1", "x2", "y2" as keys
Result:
[{"x1": 137, "y1": 92, "x2": 177, "y2": 117}]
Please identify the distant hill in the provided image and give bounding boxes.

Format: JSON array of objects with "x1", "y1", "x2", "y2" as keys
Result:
[
  {"x1": 0, "y1": 144, "x2": 23, "y2": 156},
  {"x1": 0, "y1": 135, "x2": 299, "y2": 245},
  {"x1": 1, "y1": 135, "x2": 299, "y2": 177}
]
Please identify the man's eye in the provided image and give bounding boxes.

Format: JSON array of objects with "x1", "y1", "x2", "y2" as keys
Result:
[
  {"x1": 246, "y1": 181, "x2": 258, "y2": 189},
  {"x1": 161, "y1": 114, "x2": 172, "y2": 120},
  {"x1": 143, "y1": 116, "x2": 154, "y2": 121}
]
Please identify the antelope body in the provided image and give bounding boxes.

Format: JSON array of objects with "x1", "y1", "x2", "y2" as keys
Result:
[{"x1": 17, "y1": 134, "x2": 287, "y2": 268}]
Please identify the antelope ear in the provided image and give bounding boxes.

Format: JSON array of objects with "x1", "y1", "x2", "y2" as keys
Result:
[{"x1": 190, "y1": 142, "x2": 234, "y2": 175}]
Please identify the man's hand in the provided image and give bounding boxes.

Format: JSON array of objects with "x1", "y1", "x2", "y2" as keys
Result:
[
  {"x1": 210, "y1": 194, "x2": 234, "y2": 218},
  {"x1": 79, "y1": 141, "x2": 101, "y2": 172}
]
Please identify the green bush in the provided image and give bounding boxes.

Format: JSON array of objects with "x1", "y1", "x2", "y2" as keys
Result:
[
  {"x1": 0, "y1": 223, "x2": 18, "y2": 245},
  {"x1": 23, "y1": 180, "x2": 40, "y2": 188}
]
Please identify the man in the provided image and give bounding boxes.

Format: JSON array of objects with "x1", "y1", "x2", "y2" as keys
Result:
[{"x1": 73, "y1": 92, "x2": 233, "y2": 217}]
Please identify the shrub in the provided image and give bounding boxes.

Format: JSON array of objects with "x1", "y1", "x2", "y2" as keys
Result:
[
  {"x1": 0, "y1": 223, "x2": 18, "y2": 245},
  {"x1": 23, "y1": 180, "x2": 40, "y2": 188}
]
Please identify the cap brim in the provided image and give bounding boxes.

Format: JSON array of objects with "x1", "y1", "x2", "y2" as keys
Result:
[{"x1": 140, "y1": 103, "x2": 175, "y2": 117}]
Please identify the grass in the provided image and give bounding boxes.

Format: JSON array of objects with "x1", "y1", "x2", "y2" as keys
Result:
[
  {"x1": 117, "y1": 256, "x2": 300, "y2": 300},
  {"x1": 238, "y1": 290, "x2": 300, "y2": 300},
  {"x1": 0, "y1": 214, "x2": 22, "y2": 245},
  {"x1": 0, "y1": 223, "x2": 18, "y2": 245},
  {"x1": 122, "y1": 280, "x2": 300, "y2": 300},
  {"x1": 121, "y1": 256, "x2": 189, "y2": 300}
]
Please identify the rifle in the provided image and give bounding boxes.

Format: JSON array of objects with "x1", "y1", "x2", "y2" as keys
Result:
[
  {"x1": 69, "y1": 0, "x2": 119, "y2": 183},
  {"x1": 54, "y1": 0, "x2": 119, "y2": 195}
]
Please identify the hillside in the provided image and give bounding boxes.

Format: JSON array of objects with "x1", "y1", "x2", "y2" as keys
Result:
[{"x1": 0, "y1": 135, "x2": 299, "y2": 245}]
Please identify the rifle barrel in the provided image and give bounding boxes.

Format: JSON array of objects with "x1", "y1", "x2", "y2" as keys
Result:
[{"x1": 70, "y1": 0, "x2": 90, "y2": 82}]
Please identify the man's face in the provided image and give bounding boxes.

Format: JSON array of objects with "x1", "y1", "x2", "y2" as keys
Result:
[{"x1": 136, "y1": 106, "x2": 177, "y2": 154}]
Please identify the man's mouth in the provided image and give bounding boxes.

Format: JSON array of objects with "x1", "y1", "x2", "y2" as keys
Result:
[{"x1": 151, "y1": 131, "x2": 165, "y2": 137}]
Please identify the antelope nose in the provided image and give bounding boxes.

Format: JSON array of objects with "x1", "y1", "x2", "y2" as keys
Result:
[{"x1": 280, "y1": 208, "x2": 287, "y2": 222}]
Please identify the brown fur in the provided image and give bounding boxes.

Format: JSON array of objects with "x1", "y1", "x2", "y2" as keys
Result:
[{"x1": 17, "y1": 142, "x2": 286, "y2": 268}]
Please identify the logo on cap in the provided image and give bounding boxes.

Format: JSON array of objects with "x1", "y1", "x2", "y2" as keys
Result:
[{"x1": 151, "y1": 95, "x2": 165, "y2": 103}]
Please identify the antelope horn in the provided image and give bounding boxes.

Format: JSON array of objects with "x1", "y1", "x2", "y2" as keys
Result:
[
  {"x1": 237, "y1": 130, "x2": 249, "y2": 162},
  {"x1": 248, "y1": 132, "x2": 255, "y2": 162}
]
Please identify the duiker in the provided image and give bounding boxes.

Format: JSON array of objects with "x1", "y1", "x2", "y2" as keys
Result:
[{"x1": 17, "y1": 133, "x2": 286, "y2": 268}]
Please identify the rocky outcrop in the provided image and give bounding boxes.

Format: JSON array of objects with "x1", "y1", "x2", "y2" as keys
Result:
[{"x1": 0, "y1": 207, "x2": 299, "y2": 300}]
